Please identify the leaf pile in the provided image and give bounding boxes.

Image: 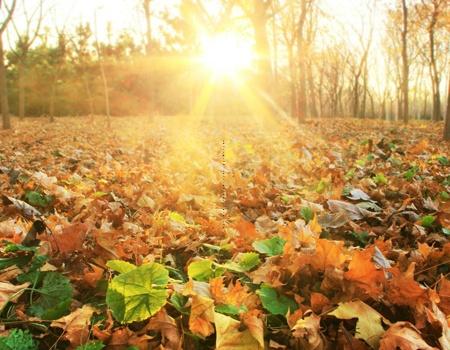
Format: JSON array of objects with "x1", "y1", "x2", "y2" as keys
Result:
[{"x1": 0, "y1": 117, "x2": 449, "y2": 349}]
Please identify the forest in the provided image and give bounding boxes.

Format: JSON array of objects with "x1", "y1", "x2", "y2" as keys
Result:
[{"x1": 0, "y1": 0, "x2": 449, "y2": 349}]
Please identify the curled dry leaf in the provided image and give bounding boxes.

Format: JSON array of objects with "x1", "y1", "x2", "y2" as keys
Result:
[
  {"x1": 379, "y1": 322, "x2": 437, "y2": 350},
  {"x1": 292, "y1": 313, "x2": 325, "y2": 350},
  {"x1": 0, "y1": 282, "x2": 30, "y2": 311},
  {"x1": 50, "y1": 304, "x2": 96, "y2": 347}
]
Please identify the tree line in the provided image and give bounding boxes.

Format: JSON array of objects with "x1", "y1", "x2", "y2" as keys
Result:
[{"x1": 0, "y1": 0, "x2": 449, "y2": 138}]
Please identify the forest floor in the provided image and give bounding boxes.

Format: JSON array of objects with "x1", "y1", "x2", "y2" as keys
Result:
[{"x1": 0, "y1": 115, "x2": 449, "y2": 350}]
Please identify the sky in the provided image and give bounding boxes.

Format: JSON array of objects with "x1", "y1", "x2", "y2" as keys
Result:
[{"x1": 5, "y1": 0, "x2": 384, "y2": 44}]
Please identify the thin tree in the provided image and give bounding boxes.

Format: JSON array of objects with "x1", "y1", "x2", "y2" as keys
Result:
[
  {"x1": 0, "y1": 0, "x2": 16, "y2": 129},
  {"x1": 444, "y1": 72, "x2": 450, "y2": 140},
  {"x1": 400, "y1": 0, "x2": 409, "y2": 123},
  {"x1": 94, "y1": 10, "x2": 111, "y2": 128},
  {"x1": 9, "y1": 0, "x2": 43, "y2": 119}
]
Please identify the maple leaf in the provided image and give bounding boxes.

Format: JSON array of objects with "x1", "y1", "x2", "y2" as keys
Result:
[
  {"x1": 386, "y1": 263, "x2": 428, "y2": 307},
  {"x1": 344, "y1": 247, "x2": 385, "y2": 297},
  {"x1": 214, "y1": 312, "x2": 264, "y2": 350},
  {"x1": 310, "y1": 239, "x2": 347, "y2": 271},
  {"x1": 188, "y1": 295, "x2": 215, "y2": 338},
  {"x1": 379, "y1": 322, "x2": 437, "y2": 350},
  {"x1": 328, "y1": 300, "x2": 389, "y2": 348},
  {"x1": 51, "y1": 305, "x2": 96, "y2": 347},
  {"x1": 51, "y1": 223, "x2": 89, "y2": 254}
]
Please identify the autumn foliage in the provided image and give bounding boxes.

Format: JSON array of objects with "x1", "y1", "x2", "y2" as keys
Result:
[{"x1": 0, "y1": 116, "x2": 449, "y2": 349}]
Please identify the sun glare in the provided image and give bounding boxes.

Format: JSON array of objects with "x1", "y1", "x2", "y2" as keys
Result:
[{"x1": 200, "y1": 32, "x2": 253, "y2": 77}]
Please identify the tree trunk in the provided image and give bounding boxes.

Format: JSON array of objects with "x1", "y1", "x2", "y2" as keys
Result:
[
  {"x1": 18, "y1": 62, "x2": 25, "y2": 119},
  {"x1": 99, "y1": 59, "x2": 111, "y2": 128},
  {"x1": 429, "y1": 26, "x2": 441, "y2": 121},
  {"x1": 0, "y1": 36, "x2": 10, "y2": 129},
  {"x1": 296, "y1": 0, "x2": 308, "y2": 121},
  {"x1": 143, "y1": 0, "x2": 152, "y2": 56},
  {"x1": 444, "y1": 72, "x2": 450, "y2": 140},
  {"x1": 401, "y1": 0, "x2": 409, "y2": 124},
  {"x1": 252, "y1": 2, "x2": 272, "y2": 95}
]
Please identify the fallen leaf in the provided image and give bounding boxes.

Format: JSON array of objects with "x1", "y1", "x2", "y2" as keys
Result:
[
  {"x1": 379, "y1": 322, "x2": 437, "y2": 350},
  {"x1": 51, "y1": 304, "x2": 96, "y2": 347}
]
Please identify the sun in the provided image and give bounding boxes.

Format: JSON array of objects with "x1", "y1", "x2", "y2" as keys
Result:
[{"x1": 200, "y1": 32, "x2": 254, "y2": 77}]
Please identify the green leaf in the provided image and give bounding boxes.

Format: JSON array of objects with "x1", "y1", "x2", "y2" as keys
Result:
[
  {"x1": 236, "y1": 252, "x2": 260, "y2": 271},
  {"x1": 106, "y1": 260, "x2": 136, "y2": 274},
  {"x1": 403, "y1": 166, "x2": 418, "y2": 181},
  {"x1": 252, "y1": 237, "x2": 286, "y2": 256},
  {"x1": 24, "y1": 191, "x2": 53, "y2": 208},
  {"x1": 372, "y1": 173, "x2": 388, "y2": 185},
  {"x1": 440, "y1": 191, "x2": 450, "y2": 201},
  {"x1": 0, "y1": 329, "x2": 38, "y2": 350},
  {"x1": 300, "y1": 206, "x2": 313, "y2": 223},
  {"x1": 215, "y1": 304, "x2": 248, "y2": 316},
  {"x1": 348, "y1": 231, "x2": 370, "y2": 247},
  {"x1": 168, "y1": 211, "x2": 186, "y2": 224},
  {"x1": 442, "y1": 228, "x2": 450, "y2": 236},
  {"x1": 28, "y1": 272, "x2": 73, "y2": 320},
  {"x1": 437, "y1": 156, "x2": 449, "y2": 166},
  {"x1": 106, "y1": 263, "x2": 169, "y2": 323},
  {"x1": 75, "y1": 341, "x2": 105, "y2": 350},
  {"x1": 256, "y1": 284, "x2": 297, "y2": 316},
  {"x1": 421, "y1": 215, "x2": 436, "y2": 228},
  {"x1": 315, "y1": 179, "x2": 327, "y2": 194},
  {"x1": 187, "y1": 260, "x2": 214, "y2": 281},
  {"x1": 170, "y1": 292, "x2": 189, "y2": 314}
]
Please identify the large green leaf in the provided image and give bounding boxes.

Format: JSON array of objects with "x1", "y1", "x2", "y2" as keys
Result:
[
  {"x1": 0, "y1": 329, "x2": 38, "y2": 350},
  {"x1": 106, "y1": 260, "x2": 136, "y2": 274},
  {"x1": 252, "y1": 237, "x2": 286, "y2": 256},
  {"x1": 106, "y1": 263, "x2": 169, "y2": 323},
  {"x1": 256, "y1": 284, "x2": 297, "y2": 316},
  {"x1": 28, "y1": 272, "x2": 73, "y2": 320}
]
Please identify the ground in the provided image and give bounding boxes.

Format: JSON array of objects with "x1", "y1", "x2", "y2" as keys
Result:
[{"x1": 0, "y1": 116, "x2": 449, "y2": 350}]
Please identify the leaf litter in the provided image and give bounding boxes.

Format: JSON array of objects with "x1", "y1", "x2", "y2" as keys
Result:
[{"x1": 0, "y1": 116, "x2": 449, "y2": 349}]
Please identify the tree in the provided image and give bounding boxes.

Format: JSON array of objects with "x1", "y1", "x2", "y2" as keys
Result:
[
  {"x1": 9, "y1": 0, "x2": 43, "y2": 119},
  {"x1": 416, "y1": 0, "x2": 448, "y2": 122},
  {"x1": 444, "y1": 72, "x2": 450, "y2": 140},
  {"x1": 400, "y1": 0, "x2": 410, "y2": 123},
  {"x1": 0, "y1": 0, "x2": 16, "y2": 129}
]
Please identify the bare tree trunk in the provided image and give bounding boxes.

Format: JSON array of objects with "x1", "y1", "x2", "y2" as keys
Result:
[
  {"x1": 307, "y1": 61, "x2": 318, "y2": 117},
  {"x1": 296, "y1": 0, "x2": 308, "y2": 121},
  {"x1": 429, "y1": 22, "x2": 441, "y2": 121},
  {"x1": 18, "y1": 61, "x2": 25, "y2": 119},
  {"x1": 444, "y1": 72, "x2": 450, "y2": 140},
  {"x1": 401, "y1": 0, "x2": 409, "y2": 124},
  {"x1": 0, "y1": 36, "x2": 10, "y2": 129},
  {"x1": 252, "y1": 1, "x2": 272, "y2": 95},
  {"x1": 99, "y1": 59, "x2": 110, "y2": 128}
]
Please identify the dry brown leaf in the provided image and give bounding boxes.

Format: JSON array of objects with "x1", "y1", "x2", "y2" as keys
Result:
[
  {"x1": 379, "y1": 322, "x2": 437, "y2": 350},
  {"x1": 0, "y1": 282, "x2": 30, "y2": 311},
  {"x1": 188, "y1": 295, "x2": 215, "y2": 338},
  {"x1": 51, "y1": 304, "x2": 96, "y2": 347}
]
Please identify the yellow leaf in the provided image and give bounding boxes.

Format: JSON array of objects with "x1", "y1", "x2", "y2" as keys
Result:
[
  {"x1": 329, "y1": 300, "x2": 389, "y2": 348},
  {"x1": 292, "y1": 313, "x2": 325, "y2": 350},
  {"x1": 189, "y1": 295, "x2": 215, "y2": 338},
  {"x1": 215, "y1": 312, "x2": 264, "y2": 350}
]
